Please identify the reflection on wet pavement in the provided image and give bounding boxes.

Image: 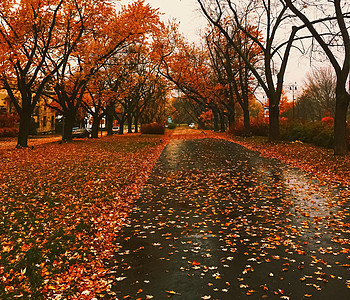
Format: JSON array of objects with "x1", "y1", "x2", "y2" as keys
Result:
[{"x1": 108, "y1": 139, "x2": 349, "y2": 300}]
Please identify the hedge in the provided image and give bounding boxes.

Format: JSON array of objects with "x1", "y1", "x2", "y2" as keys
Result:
[
  {"x1": 0, "y1": 127, "x2": 19, "y2": 138},
  {"x1": 140, "y1": 122, "x2": 165, "y2": 134}
]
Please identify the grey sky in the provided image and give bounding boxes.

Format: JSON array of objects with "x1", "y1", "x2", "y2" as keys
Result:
[
  {"x1": 146, "y1": 0, "x2": 207, "y2": 42},
  {"x1": 118, "y1": 0, "x2": 207, "y2": 43}
]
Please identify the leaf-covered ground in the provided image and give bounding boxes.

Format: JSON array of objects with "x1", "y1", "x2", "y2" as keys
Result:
[
  {"x1": 106, "y1": 133, "x2": 349, "y2": 299},
  {"x1": 1, "y1": 129, "x2": 349, "y2": 299},
  {"x1": 0, "y1": 134, "x2": 168, "y2": 298}
]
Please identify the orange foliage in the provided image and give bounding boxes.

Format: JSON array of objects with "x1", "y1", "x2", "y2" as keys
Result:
[
  {"x1": 0, "y1": 135, "x2": 168, "y2": 298},
  {"x1": 321, "y1": 116, "x2": 334, "y2": 126},
  {"x1": 200, "y1": 110, "x2": 214, "y2": 126},
  {"x1": 279, "y1": 90, "x2": 293, "y2": 114}
]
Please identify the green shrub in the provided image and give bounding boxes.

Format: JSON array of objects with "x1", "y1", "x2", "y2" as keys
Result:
[
  {"x1": 233, "y1": 117, "x2": 348, "y2": 149},
  {"x1": 281, "y1": 121, "x2": 334, "y2": 148},
  {"x1": 167, "y1": 123, "x2": 177, "y2": 129},
  {"x1": 140, "y1": 122, "x2": 165, "y2": 134}
]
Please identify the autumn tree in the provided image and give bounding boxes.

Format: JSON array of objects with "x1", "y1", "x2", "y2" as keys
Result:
[
  {"x1": 282, "y1": 0, "x2": 350, "y2": 154},
  {"x1": 204, "y1": 26, "x2": 236, "y2": 131},
  {"x1": 115, "y1": 50, "x2": 169, "y2": 133},
  {"x1": 44, "y1": 0, "x2": 160, "y2": 141},
  {"x1": 155, "y1": 23, "x2": 227, "y2": 131},
  {"x1": 137, "y1": 73, "x2": 169, "y2": 126},
  {"x1": 197, "y1": 0, "x2": 302, "y2": 140},
  {"x1": 204, "y1": 22, "x2": 262, "y2": 134},
  {"x1": 171, "y1": 96, "x2": 203, "y2": 125},
  {"x1": 295, "y1": 67, "x2": 337, "y2": 121},
  {"x1": 81, "y1": 72, "x2": 117, "y2": 138},
  {"x1": 0, "y1": 0, "x2": 76, "y2": 148}
]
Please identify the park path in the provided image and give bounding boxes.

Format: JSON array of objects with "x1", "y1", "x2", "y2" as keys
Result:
[{"x1": 108, "y1": 137, "x2": 349, "y2": 300}]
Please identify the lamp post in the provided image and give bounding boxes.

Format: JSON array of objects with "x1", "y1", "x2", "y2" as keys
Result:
[{"x1": 290, "y1": 82, "x2": 297, "y2": 120}]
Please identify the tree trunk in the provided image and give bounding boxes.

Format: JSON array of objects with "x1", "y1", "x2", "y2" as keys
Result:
[
  {"x1": 119, "y1": 116, "x2": 125, "y2": 135},
  {"x1": 228, "y1": 112, "x2": 235, "y2": 132},
  {"x1": 227, "y1": 85, "x2": 235, "y2": 132},
  {"x1": 91, "y1": 116, "x2": 101, "y2": 138},
  {"x1": 16, "y1": 111, "x2": 31, "y2": 148},
  {"x1": 243, "y1": 104, "x2": 251, "y2": 136},
  {"x1": 268, "y1": 103, "x2": 280, "y2": 141},
  {"x1": 219, "y1": 111, "x2": 226, "y2": 132},
  {"x1": 213, "y1": 109, "x2": 219, "y2": 132},
  {"x1": 106, "y1": 106, "x2": 114, "y2": 136},
  {"x1": 62, "y1": 114, "x2": 75, "y2": 141},
  {"x1": 127, "y1": 115, "x2": 133, "y2": 133},
  {"x1": 134, "y1": 114, "x2": 139, "y2": 133},
  {"x1": 334, "y1": 85, "x2": 349, "y2": 155}
]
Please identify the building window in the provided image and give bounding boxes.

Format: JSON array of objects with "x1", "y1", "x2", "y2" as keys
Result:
[{"x1": 43, "y1": 116, "x2": 47, "y2": 128}]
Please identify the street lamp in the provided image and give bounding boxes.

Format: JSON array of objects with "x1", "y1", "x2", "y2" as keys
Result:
[{"x1": 290, "y1": 82, "x2": 297, "y2": 120}]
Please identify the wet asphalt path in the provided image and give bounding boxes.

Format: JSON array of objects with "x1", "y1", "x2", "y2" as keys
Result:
[{"x1": 108, "y1": 138, "x2": 350, "y2": 300}]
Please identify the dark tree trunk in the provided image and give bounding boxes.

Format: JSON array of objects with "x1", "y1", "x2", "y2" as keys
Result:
[
  {"x1": 243, "y1": 104, "x2": 251, "y2": 136},
  {"x1": 334, "y1": 84, "x2": 349, "y2": 155},
  {"x1": 219, "y1": 111, "x2": 226, "y2": 132},
  {"x1": 198, "y1": 118, "x2": 205, "y2": 130},
  {"x1": 91, "y1": 116, "x2": 102, "y2": 138},
  {"x1": 127, "y1": 115, "x2": 133, "y2": 133},
  {"x1": 119, "y1": 116, "x2": 125, "y2": 135},
  {"x1": 227, "y1": 85, "x2": 235, "y2": 132},
  {"x1": 268, "y1": 102, "x2": 280, "y2": 141},
  {"x1": 62, "y1": 114, "x2": 75, "y2": 141},
  {"x1": 228, "y1": 112, "x2": 235, "y2": 132},
  {"x1": 106, "y1": 106, "x2": 114, "y2": 136},
  {"x1": 16, "y1": 110, "x2": 31, "y2": 148},
  {"x1": 213, "y1": 109, "x2": 219, "y2": 132},
  {"x1": 134, "y1": 114, "x2": 139, "y2": 133}
]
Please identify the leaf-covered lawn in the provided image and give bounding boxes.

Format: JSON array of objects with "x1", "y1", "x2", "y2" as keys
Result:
[{"x1": 0, "y1": 134, "x2": 168, "y2": 299}]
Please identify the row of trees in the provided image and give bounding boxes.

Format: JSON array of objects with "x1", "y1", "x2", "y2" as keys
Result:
[
  {"x1": 144, "y1": 0, "x2": 348, "y2": 154},
  {"x1": 0, "y1": 0, "x2": 348, "y2": 154},
  {"x1": 195, "y1": 0, "x2": 349, "y2": 155},
  {"x1": 168, "y1": 0, "x2": 347, "y2": 154},
  {"x1": 0, "y1": 0, "x2": 170, "y2": 146}
]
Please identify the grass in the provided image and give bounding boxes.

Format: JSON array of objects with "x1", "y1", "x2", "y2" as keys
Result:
[{"x1": 0, "y1": 134, "x2": 167, "y2": 299}]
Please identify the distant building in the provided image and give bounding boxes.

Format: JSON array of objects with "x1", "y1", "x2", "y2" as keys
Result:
[
  {"x1": 0, "y1": 88, "x2": 56, "y2": 134},
  {"x1": 0, "y1": 90, "x2": 12, "y2": 113}
]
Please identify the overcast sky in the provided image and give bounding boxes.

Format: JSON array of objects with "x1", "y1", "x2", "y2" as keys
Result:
[{"x1": 118, "y1": 0, "x2": 207, "y2": 43}]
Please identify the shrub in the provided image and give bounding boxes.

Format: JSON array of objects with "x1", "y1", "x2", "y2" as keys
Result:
[
  {"x1": 167, "y1": 123, "x2": 177, "y2": 129},
  {"x1": 0, "y1": 113, "x2": 19, "y2": 128},
  {"x1": 281, "y1": 121, "x2": 334, "y2": 148},
  {"x1": 0, "y1": 127, "x2": 19, "y2": 137},
  {"x1": 140, "y1": 122, "x2": 165, "y2": 134},
  {"x1": 250, "y1": 118, "x2": 269, "y2": 136},
  {"x1": 233, "y1": 117, "x2": 349, "y2": 149},
  {"x1": 321, "y1": 116, "x2": 334, "y2": 126},
  {"x1": 233, "y1": 118, "x2": 268, "y2": 137}
]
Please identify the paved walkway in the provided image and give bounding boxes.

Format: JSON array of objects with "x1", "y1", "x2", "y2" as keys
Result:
[{"x1": 108, "y1": 138, "x2": 350, "y2": 299}]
